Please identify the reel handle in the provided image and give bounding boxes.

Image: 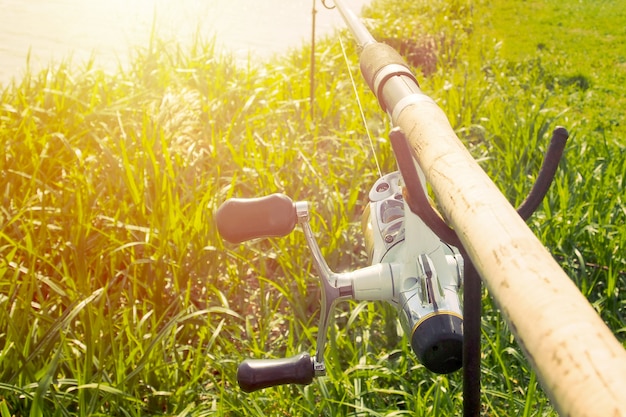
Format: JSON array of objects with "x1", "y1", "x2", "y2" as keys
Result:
[
  {"x1": 215, "y1": 194, "x2": 298, "y2": 244},
  {"x1": 237, "y1": 353, "x2": 315, "y2": 392}
]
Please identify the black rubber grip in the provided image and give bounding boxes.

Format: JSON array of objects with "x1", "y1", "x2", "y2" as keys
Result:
[
  {"x1": 215, "y1": 194, "x2": 297, "y2": 244},
  {"x1": 237, "y1": 353, "x2": 315, "y2": 392}
]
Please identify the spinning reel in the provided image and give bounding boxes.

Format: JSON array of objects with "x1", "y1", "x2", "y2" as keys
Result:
[{"x1": 216, "y1": 129, "x2": 465, "y2": 392}]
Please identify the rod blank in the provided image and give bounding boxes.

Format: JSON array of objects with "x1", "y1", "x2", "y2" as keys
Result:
[{"x1": 333, "y1": 0, "x2": 376, "y2": 47}]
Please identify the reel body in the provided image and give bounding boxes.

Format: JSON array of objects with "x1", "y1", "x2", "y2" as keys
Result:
[{"x1": 363, "y1": 171, "x2": 464, "y2": 374}]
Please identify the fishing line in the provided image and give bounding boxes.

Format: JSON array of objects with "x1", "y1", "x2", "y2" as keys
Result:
[
  {"x1": 310, "y1": 0, "x2": 317, "y2": 120},
  {"x1": 338, "y1": 35, "x2": 382, "y2": 178}
]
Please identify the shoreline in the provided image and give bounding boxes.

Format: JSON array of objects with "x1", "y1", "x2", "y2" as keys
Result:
[{"x1": 0, "y1": 0, "x2": 370, "y2": 86}]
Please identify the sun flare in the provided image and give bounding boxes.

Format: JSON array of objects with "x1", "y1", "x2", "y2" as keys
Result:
[{"x1": 0, "y1": 0, "x2": 367, "y2": 83}]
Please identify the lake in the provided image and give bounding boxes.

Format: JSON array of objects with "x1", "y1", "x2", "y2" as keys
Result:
[{"x1": 0, "y1": 0, "x2": 369, "y2": 85}]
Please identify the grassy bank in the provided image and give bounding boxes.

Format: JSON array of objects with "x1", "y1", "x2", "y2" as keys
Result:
[{"x1": 1, "y1": 0, "x2": 624, "y2": 415}]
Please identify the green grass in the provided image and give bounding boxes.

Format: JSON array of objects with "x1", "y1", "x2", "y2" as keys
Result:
[{"x1": 1, "y1": 0, "x2": 625, "y2": 415}]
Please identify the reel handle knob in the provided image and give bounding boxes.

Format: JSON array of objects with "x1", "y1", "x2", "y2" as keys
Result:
[
  {"x1": 216, "y1": 194, "x2": 297, "y2": 243},
  {"x1": 237, "y1": 353, "x2": 315, "y2": 392}
]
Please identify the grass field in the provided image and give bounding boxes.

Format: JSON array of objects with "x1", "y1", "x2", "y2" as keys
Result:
[{"x1": 0, "y1": 0, "x2": 624, "y2": 415}]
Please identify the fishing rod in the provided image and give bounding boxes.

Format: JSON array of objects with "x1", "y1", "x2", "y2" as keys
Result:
[
  {"x1": 216, "y1": 0, "x2": 626, "y2": 416},
  {"x1": 329, "y1": 1, "x2": 626, "y2": 416}
]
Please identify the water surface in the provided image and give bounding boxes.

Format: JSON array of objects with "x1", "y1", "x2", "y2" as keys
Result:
[{"x1": 0, "y1": 0, "x2": 369, "y2": 84}]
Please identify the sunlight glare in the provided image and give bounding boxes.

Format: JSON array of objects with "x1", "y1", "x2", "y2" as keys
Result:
[{"x1": 0, "y1": 0, "x2": 369, "y2": 83}]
